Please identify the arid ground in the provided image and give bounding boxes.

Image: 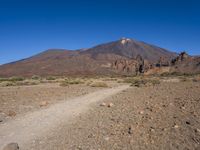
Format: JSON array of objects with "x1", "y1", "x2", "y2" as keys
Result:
[{"x1": 0, "y1": 76, "x2": 200, "y2": 150}]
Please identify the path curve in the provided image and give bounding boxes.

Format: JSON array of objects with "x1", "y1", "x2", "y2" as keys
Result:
[{"x1": 0, "y1": 85, "x2": 129, "y2": 149}]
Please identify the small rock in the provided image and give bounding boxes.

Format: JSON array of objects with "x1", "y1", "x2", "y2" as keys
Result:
[
  {"x1": 186, "y1": 121, "x2": 191, "y2": 125},
  {"x1": 108, "y1": 103, "x2": 114, "y2": 108},
  {"x1": 88, "y1": 134, "x2": 94, "y2": 138},
  {"x1": 100, "y1": 102, "x2": 106, "y2": 106},
  {"x1": 128, "y1": 126, "x2": 133, "y2": 134},
  {"x1": 173, "y1": 124, "x2": 179, "y2": 129},
  {"x1": 0, "y1": 113, "x2": 6, "y2": 122},
  {"x1": 7, "y1": 111, "x2": 16, "y2": 117},
  {"x1": 195, "y1": 128, "x2": 200, "y2": 133},
  {"x1": 139, "y1": 110, "x2": 144, "y2": 115},
  {"x1": 40, "y1": 101, "x2": 49, "y2": 107},
  {"x1": 3, "y1": 143, "x2": 19, "y2": 150},
  {"x1": 150, "y1": 128, "x2": 155, "y2": 132},
  {"x1": 150, "y1": 139, "x2": 154, "y2": 144},
  {"x1": 77, "y1": 146, "x2": 82, "y2": 150},
  {"x1": 181, "y1": 106, "x2": 185, "y2": 110},
  {"x1": 104, "y1": 136, "x2": 110, "y2": 141}
]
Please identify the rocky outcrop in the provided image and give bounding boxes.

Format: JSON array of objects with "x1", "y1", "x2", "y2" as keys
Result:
[
  {"x1": 146, "y1": 52, "x2": 200, "y2": 75},
  {"x1": 170, "y1": 52, "x2": 200, "y2": 74},
  {"x1": 112, "y1": 55, "x2": 152, "y2": 75},
  {"x1": 156, "y1": 57, "x2": 170, "y2": 67},
  {"x1": 114, "y1": 52, "x2": 200, "y2": 75},
  {"x1": 171, "y1": 52, "x2": 191, "y2": 65}
]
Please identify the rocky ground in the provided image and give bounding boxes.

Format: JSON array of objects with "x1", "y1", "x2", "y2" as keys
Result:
[
  {"x1": 0, "y1": 78, "x2": 200, "y2": 150},
  {"x1": 0, "y1": 83, "x2": 101, "y2": 123},
  {"x1": 29, "y1": 80, "x2": 200, "y2": 150}
]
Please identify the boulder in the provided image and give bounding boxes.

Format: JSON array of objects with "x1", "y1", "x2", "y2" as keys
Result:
[{"x1": 3, "y1": 143, "x2": 19, "y2": 150}]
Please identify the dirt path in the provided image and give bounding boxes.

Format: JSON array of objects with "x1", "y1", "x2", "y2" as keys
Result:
[{"x1": 0, "y1": 85, "x2": 129, "y2": 149}]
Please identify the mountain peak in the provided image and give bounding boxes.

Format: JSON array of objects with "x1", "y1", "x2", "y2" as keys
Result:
[{"x1": 120, "y1": 37, "x2": 132, "y2": 45}]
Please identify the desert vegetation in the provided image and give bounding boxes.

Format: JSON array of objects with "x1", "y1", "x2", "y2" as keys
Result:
[
  {"x1": 60, "y1": 78, "x2": 84, "y2": 86},
  {"x1": 90, "y1": 81, "x2": 109, "y2": 87},
  {"x1": 0, "y1": 73, "x2": 200, "y2": 88}
]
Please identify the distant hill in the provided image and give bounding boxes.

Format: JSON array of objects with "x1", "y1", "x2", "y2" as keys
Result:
[{"x1": 0, "y1": 38, "x2": 177, "y2": 77}]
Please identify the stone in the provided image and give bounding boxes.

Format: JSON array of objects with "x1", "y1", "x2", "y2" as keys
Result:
[
  {"x1": 173, "y1": 124, "x2": 179, "y2": 129},
  {"x1": 186, "y1": 121, "x2": 191, "y2": 125},
  {"x1": 100, "y1": 102, "x2": 106, "y2": 106},
  {"x1": 195, "y1": 128, "x2": 200, "y2": 133},
  {"x1": 3, "y1": 143, "x2": 19, "y2": 150},
  {"x1": 139, "y1": 110, "x2": 144, "y2": 115},
  {"x1": 40, "y1": 101, "x2": 49, "y2": 107},
  {"x1": 150, "y1": 128, "x2": 155, "y2": 132},
  {"x1": 128, "y1": 126, "x2": 133, "y2": 134},
  {"x1": 104, "y1": 136, "x2": 110, "y2": 141},
  {"x1": 108, "y1": 103, "x2": 114, "y2": 107},
  {"x1": 181, "y1": 106, "x2": 185, "y2": 110}
]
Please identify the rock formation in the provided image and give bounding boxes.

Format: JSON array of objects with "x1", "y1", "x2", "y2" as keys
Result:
[
  {"x1": 113, "y1": 52, "x2": 200, "y2": 75},
  {"x1": 171, "y1": 52, "x2": 191, "y2": 65},
  {"x1": 112, "y1": 55, "x2": 152, "y2": 75}
]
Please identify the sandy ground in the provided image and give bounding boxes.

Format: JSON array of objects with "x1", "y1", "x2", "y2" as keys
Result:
[{"x1": 0, "y1": 79, "x2": 200, "y2": 150}]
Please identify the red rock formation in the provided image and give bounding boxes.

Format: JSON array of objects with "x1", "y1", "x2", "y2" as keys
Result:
[{"x1": 112, "y1": 55, "x2": 152, "y2": 75}]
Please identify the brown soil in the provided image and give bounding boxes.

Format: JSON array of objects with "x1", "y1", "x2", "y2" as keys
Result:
[
  {"x1": 0, "y1": 83, "x2": 100, "y2": 122},
  {"x1": 29, "y1": 81, "x2": 200, "y2": 150},
  {"x1": 1, "y1": 79, "x2": 200, "y2": 150}
]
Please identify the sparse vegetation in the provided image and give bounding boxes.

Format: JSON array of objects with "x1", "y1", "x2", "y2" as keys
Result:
[
  {"x1": 0, "y1": 80, "x2": 40, "y2": 87},
  {"x1": 31, "y1": 75, "x2": 41, "y2": 80},
  {"x1": 0, "y1": 77, "x2": 40, "y2": 87},
  {"x1": 60, "y1": 78, "x2": 84, "y2": 86},
  {"x1": 0, "y1": 81, "x2": 17, "y2": 86},
  {"x1": 90, "y1": 82, "x2": 108, "y2": 87},
  {"x1": 124, "y1": 77, "x2": 160, "y2": 87},
  {"x1": 10, "y1": 76, "x2": 25, "y2": 82},
  {"x1": 0, "y1": 76, "x2": 24, "y2": 82},
  {"x1": 46, "y1": 76, "x2": 56, "y2": 80}
]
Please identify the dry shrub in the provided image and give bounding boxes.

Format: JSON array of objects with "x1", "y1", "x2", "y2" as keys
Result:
[
  {"x1": 60, "y1": 79, "x2": 84, "y2": 86},
  {"x1": 46, "y1": 76, "x2": 56, "y2": 80},
  {"x1": 0, "y1": 79, "x2": 39, "y2": 87},
  {"x1": 16, "y1": 80, "x2": 40, "y2": 86},
  {"x1": 124, "y1": 77, "x2": 160, "y2": 87},
  {"x1": 90, "y1": 82, "x2": 108, "y2": 87},
  {"x1": 86, "y1": 80, "x2": 93, "y2": 86},
  {"x1": 31, "y1": 75, "x2": 41, "y2": 80},
  {"x1": 0, "y1": 76, "x2": 24, "y2": 82},
  {"x1": 0, "y1": 81, "x2": 17, "y2": 87}
]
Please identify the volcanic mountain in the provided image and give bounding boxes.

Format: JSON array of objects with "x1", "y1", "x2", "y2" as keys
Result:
[{"x1": 0, "y1": 38, "x2": 177, "y2": 77}]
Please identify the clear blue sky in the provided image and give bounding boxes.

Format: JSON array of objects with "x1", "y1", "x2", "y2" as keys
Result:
[{"x1": 0, "y1": 0, "x2": 200, "y2": 65}]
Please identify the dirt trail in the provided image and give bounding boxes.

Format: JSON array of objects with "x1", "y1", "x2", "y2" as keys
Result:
[{"x1": 0, "y1": 85, "x2": 129, "y2": 149}]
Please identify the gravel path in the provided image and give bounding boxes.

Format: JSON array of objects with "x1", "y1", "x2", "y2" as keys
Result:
[{"x1": 0, "y1": 85, "x2": 129, "y2": 149}]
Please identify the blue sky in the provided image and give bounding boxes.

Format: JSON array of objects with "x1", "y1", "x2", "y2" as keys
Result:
[{"x1": 0, "y1": 0, "x2": 200, "y2": 64}]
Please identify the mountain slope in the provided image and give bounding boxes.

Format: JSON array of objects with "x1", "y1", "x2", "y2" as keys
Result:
[
  {"x1": 0, "y1": 38, "x2": 177, "y2": 77},
  {"x1": 83, "y1": 38, "x2": 176, "y2": 61}
]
